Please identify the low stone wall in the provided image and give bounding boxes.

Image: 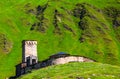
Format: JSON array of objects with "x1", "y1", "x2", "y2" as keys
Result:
[
  {"x1": 51, "y1": 56, "x2": 94, "y2": 65},
  {"x1": 13, "y1": 55, "x2": 94, "y2": 78}
]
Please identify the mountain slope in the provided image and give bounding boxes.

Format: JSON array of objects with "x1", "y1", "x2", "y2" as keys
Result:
[
  {"x1": 19, "y1": 62, "x2": 120, "y2": 79},
  {"x1": 0, "y1": 0, "x2": 120, "y2": 78}
]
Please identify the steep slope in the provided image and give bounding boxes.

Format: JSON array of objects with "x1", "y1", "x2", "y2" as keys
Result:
[
  {"x1": 0, "y1": 0, "x2": 120, "y2": 78},
  {"x1": 19, "y1": 62, "x2": 120, "y2": 79}
]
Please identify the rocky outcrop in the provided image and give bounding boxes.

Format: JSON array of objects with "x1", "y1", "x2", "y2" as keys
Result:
[
  {"x1": 0, "y1": 33, "x2": 12, "y2": 53},
  {"x1": 53, "y1": 10, "x2": 62, "y2": 35},
  {"x1": 104, "y1": 7, "x2": 120, "y2": 28},
  {"x1": 104, "y1": 7, "x2": 120, "y2": 42},
  {"x1": 25, "y1": 3, "x2": 48, "y2": 33}
]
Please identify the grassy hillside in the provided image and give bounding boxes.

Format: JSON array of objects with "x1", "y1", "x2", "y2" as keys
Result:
[
  {"x1": 19, "y1": 62, "x2": 120, "y2": 79},
  {"x1": 0, "y1": 0, "x2": 120, "y2": 78}
]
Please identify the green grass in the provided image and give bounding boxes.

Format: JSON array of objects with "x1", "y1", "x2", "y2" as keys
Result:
[
  {"x1": 0, "y1": 0, "x2": 120, "y2": 78},
  {"x1": 19, "y1": 62, "x2": 120, "y2": 79}
]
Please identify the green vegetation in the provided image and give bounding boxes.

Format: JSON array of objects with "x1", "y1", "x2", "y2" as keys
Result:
[
  {"x1": 0, "y1": 0, "x2": 120, "y2": 78},
  {"x1": 19, "y1": 62, "x2": 120, "y2": 79}
]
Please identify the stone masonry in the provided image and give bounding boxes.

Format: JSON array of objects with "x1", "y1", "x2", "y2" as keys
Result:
[
  {"x1": 51, "y1": 56, "x2": 94, "y2": 65},
  {"x1": 22, "y1": 40, "x2": 38, "y2": 65}
]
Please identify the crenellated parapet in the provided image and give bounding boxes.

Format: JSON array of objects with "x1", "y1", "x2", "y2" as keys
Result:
[{"x1": 24, "y1": 41, "x2": 37, "y2": 45}]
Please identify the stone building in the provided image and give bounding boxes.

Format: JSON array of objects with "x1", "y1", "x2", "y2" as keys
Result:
[
  {"x1": 15, "y1": 40, "x2": 38, "y2": 77},
  {"x1": 22, "y1": 40, "x2": 38, "y2": 65},
  {"x1": 13, "y1": 40, "x2": 94, "y2": 78},
  {"x1": 47, "y1": 53, "x2": 94, "y2": 65}
]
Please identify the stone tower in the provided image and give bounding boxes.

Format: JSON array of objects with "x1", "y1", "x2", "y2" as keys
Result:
[{"x1": 22, "y1": 40, "x2": 38, "y2": 65}]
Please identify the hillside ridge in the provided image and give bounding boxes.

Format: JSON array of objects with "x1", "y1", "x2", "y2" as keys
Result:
[{"x1": 0, "y1": 0, "x2": 120, "y2": 78}]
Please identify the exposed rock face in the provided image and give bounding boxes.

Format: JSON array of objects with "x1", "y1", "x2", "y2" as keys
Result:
[
  {"x1": 104, "y1": 7, "x2": 120, "y2": 27},
  {"x1": 25, "y1": 4, "x2": 48, "y2": 33},
  {"x1": 104, "y1": 7, "x2": 120, "y2": 42},
  {"x1": 51, "y1": 56, "x2": 94, "y2": 65},
  {"x1": 0, "y1": 33, "x2": 12, "y2": 53},
  {"x1": 73, "y1": 4, "x2": 87, "y2": 30},
  {"x1": 53, "y1": 9, "x2": 62, "y2": 35},
  {"x1": 73, "y1": 3, "x2": 109, "y2": 43}
]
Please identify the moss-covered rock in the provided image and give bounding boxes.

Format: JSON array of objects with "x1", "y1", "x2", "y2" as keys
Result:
[{"x1": 0, "y1": 33, "x2": 12, "y2": 53}]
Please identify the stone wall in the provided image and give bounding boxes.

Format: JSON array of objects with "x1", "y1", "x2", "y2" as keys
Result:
[
  {"x1": 14, "y1": 55, "x2": 94, "y2": 78},
  {"x1": 51, "y1": 56, "x2": 94, "y2": 65}
]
